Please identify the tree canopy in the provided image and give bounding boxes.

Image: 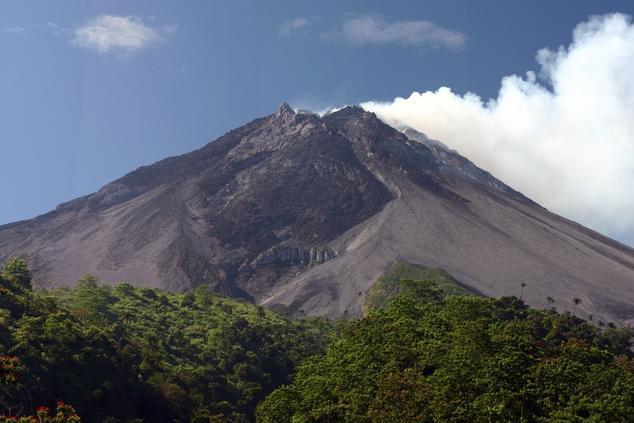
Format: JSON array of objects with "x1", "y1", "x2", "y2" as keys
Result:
[
  {"x1": 258, "y1": 292, "x2": 634, "y2": 422},
  {"x1": 1, "y1": 258, "x2": 632, "y2": 422},
  {"x1": 0, "y1": 260, "x2": 332, "y2": 422}
]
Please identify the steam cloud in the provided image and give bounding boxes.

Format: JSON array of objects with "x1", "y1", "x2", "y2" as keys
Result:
[{"x1": 362, "y1": 13, "x2": 634, "y2": 241}]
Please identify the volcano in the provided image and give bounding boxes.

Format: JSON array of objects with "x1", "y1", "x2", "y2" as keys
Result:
[{"x1": 2, "y1": 103, "x2": 634, "y2": 325}]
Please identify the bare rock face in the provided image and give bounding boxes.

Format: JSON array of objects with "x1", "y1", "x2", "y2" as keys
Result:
[
  {"x1": 2, "y1": 103, "x2": 634, "y2": 326},
  {"x1": 250, "y1": 246, "x2": 335, "y2": 269}
]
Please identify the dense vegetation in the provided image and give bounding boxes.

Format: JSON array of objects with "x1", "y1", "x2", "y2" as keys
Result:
[
  {"x1": 0, "y1": 259, "x2": 332, "y2": 422},
  {"x1": 363, "y1": 261, "x2": 473, "y2": 313},
  {"x1": 258, "y1": 281, "x2": 634, "y2": 422},
  {"x1": 2, "y1": 258, "x2": 633, "y2": 422}
]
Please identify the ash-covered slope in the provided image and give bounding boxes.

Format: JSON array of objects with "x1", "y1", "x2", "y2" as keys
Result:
[
  {"x1": 1, "y1": 104, "x2": 634, "y2": 325},
  {"x1": 0, "y1": 104, "x2": 392, "y2": 296}
]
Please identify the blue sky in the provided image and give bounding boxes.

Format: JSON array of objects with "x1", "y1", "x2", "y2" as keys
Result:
[{"x1": 2, "y1": 1, "x2": 634, "y2": 245}]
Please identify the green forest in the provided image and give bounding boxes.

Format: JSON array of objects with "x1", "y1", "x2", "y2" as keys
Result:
[
  {"x1": 1, "y1": 258, "x2": 633, "y2": 422},
  {"x1": 0, "y1": 259, "x2": 332, "y2": 422}
]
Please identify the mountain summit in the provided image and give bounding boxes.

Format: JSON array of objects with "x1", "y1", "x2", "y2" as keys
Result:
[{"x1": 2, "y1": 104, "x2": 634, "y2": 325}]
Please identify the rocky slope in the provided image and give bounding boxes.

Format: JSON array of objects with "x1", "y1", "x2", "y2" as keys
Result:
[{"x1": 1, "y1": 103, "x2": 634, "y2": 325}]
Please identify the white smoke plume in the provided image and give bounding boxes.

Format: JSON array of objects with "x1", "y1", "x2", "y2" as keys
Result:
[{"x1": 362, "y1": 13, "x2": 634, "y2": 241}]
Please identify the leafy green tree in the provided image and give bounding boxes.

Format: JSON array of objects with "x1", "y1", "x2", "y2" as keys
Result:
[
  {"x1": 71, "y1": 274, "x2": 114, "y2": 324},
  {"x1": 0, "y1": 259, "x2": 332, "y2": 421},
  {"x1": 2, "y1": 259, "x2": 31, "y2": 292},
  {"x1": 256, "y1": 385, "x2": 300, "y2": 423},
  {"x1": 259, "y1": 290, "x2": 634, "y2": 422}
]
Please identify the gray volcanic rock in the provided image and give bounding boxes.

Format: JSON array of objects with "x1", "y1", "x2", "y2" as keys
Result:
[
  {"x1": 250, "y1": 246, "x2": 335, "y2": 269},
  {"x1": 1, "y1": 103, "x2": 634, "y2": 326},
  {"x1": 402, "y1": 127, "x2": 532, "y2": 201},
  {"x1": 0, "y1": 104, "x2": 392, "y2": 297}
]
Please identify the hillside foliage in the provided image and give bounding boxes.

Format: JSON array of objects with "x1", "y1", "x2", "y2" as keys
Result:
[
  {"x1": 363, "y1": 261, "x2": 473, "y2": 313},
  {"x1": 1, "y1": 258, "x2": 633, "y2": 422},
  {"x1": 0, "y1": 259, "x2": 332, "y2": 422},
  {"x1": 258, "y1": 283, "x2": 634, "y2": 422}
]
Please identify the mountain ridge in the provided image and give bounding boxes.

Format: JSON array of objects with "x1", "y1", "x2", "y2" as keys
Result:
[{"x1": 1, "y1": 103, "x2": 634, "y2": 325}]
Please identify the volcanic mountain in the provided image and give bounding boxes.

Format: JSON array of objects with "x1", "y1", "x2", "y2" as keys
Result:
[{"x1": 2, "y1": 103, "x2": 634, "y2": 325}]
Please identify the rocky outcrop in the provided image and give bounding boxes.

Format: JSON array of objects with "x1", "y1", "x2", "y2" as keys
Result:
[
  {"x1": 250, "y1": 245, "x2": 335, "y2": 268},
  {"x1": 403, "y1": 128, "x2": 534, "y2": 204}
]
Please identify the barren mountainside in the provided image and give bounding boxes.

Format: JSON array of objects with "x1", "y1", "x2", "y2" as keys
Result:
[{"x1": 1, "y1": 103, "x2": 634, "y2": 325}]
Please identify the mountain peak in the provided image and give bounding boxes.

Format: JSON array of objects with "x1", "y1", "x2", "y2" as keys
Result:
[
  {"x1": 327, "y1": 105, "x2": 368, "y2": 119},
  {"x1": 276, "y1": 101, "x2": 295, "y2": 118},
  {"x1": 2, "y1": 104, "x2": 634, "y2": 325}
]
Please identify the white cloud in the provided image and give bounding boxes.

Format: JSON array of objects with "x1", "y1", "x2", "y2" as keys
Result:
[
  {"x1": 47, "y1": 22, "x2": 69, "y2": 37},
  {"x1": 278, "y1": 17, "x2": 308, "y2": 37},
  {"x1": 3, "y1": 26, "x2": 25, "y2": 34},
  {"x1": 362, "y1": 13, "x2": 634, "y2": 239},
  {"x1": 333, "y1": 15, "x2": 465, "y2": 49},
  {"x1": 72, "y1": 15, "x2": 175, "y2": 55}
]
